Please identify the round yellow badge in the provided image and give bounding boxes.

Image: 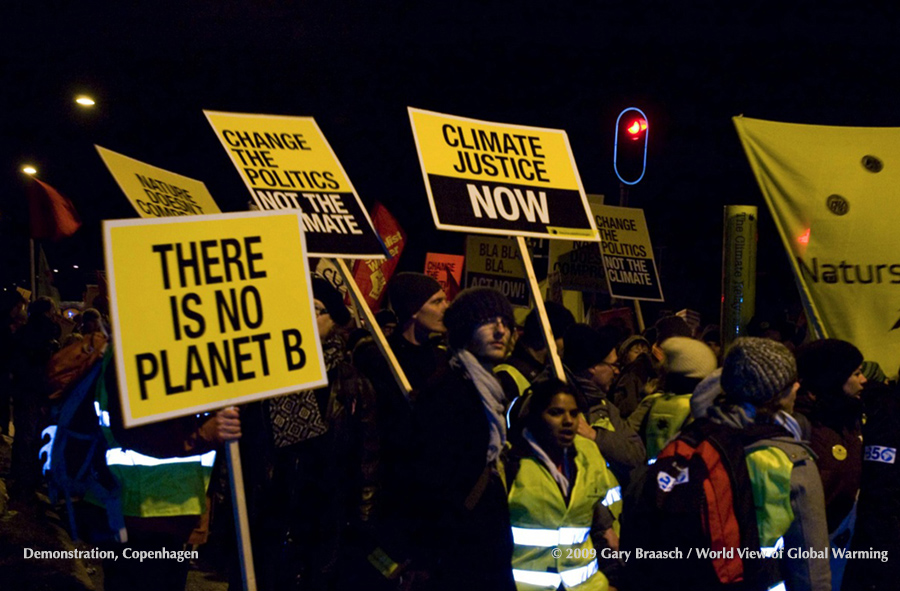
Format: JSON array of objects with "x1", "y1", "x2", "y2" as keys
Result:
[{"x1": 832, "y1": 445, "x2": 848, "y2": 461}]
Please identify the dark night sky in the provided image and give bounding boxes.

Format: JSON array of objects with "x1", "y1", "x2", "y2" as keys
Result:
[{"x1": 2, "y1": 1, "x2": 898, "y2": 324}]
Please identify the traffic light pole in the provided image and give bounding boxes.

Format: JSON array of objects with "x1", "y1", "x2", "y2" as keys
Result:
[{"x1": 617, "y1": 183, "x2": 645, "y2": 332}]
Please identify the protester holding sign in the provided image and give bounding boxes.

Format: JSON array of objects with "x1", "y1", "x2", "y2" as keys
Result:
[
  {"x1": 386, "y1": 272, "x2": 451, "y2": 392},
  {"x1": 81, "y1": 350, "x2": 241, "y2": 591},
  {"x1": 236, "y1": 277, "x2": 380, "y2": 591}
]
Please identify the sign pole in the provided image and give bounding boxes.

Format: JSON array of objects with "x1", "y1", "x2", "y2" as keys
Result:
[
  {"x1": 633, "y1": 300, "x2": 646, "y2": 333},
  {"x1": 331, "y1": 258, "x2": 413, "y2": 397},
  {"x1": 517, "y1": 237, "x2": 566, "y2": 382},
  {"x1": 226, "y1": 439, "x2": 257, "y2": 591}
]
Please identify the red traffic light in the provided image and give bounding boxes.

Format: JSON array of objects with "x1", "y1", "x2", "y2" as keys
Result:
[
  {"x1": 614, "y1": 107, "x2": 649, "y2": 185},
  {"x1": 626, "y1": 118, "x2": 648, "y2": 139}
]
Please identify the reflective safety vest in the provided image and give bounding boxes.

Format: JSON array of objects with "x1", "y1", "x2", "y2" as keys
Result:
[
  {"x1": 88, "y1": 362, "x2": 215, "y2": 518},
  {"x1": 645, "y1": 392, "x2": 691, "y2": 460},
  {"x1": 586, "y1": 404, "x2": 623, "y2": 534},
  {"x1": 495, "y1": 363, "x2": 532, "y2": 398},
  {"x1": 508, "y1": 437, "x2": 614, "y2": 591}
]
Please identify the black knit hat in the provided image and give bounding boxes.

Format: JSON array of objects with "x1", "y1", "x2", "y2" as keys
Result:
[
  {"x1": 564, "y1": 324, "x2": 620, "y2": 373},
  {"x1": 388, "y1": 273, "x2": 443, "y2": 325},
  {"x1": 443, "y1": 287, "x2": 514, "y2": 349},
  {"x1": 522, "y1": 302, "x2": 576, "y2": 348},
  {"x1": 796, "y1": 338, "x2": 864, "y2": 398},
  {"x1": 312, "y1": 277, "x2": 351, "y2": 326},
  {"x1": 721, "y1": 337, "x2": 797, "y2": 405},
  {"x1": 654, "y1": 315, "x2": 693, "y2": 344}
]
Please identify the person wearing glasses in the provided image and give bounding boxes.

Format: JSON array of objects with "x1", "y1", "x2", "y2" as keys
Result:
[
  {"x1": 561, "y1": 324, "x2": 645, "y2": 492},
  {"x1": 406, "y1": 287, "x2": 517, "y2": 591}
]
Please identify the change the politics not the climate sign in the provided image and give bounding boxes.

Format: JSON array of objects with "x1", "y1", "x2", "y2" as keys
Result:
[
  {"x1": 96, "y1": 145, "x2": 222, "y2": 218},
  {"x1": 204, "y1": 111, "x2": 385, "y2": 259},
  {"x1": 592, "y1": 203, "x2": 663, "y2": 301},
  {"x1": 408, "y1": 108, "x2": 597, "y2": 240},
  {"x1": 104, "y1": 211, "x2": 327, "y2": 427}
]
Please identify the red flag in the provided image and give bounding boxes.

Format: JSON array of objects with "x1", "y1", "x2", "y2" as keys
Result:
[
  {"x1": 352, "y1": 202, "x2": 406, "y2": 309},
  {"x1": 27, "y1": 178, "x2": 81, "y2": 240}
]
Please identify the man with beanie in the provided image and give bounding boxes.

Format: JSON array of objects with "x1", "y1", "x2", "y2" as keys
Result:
[
  {"x1": 795, "y1": 338, "x2": 866, "y2": 590},
  {"x1": 712, "y1": 337, "x2": 831, "y2": 591},
  {"x1": 407, "y1": 287, "x2": 517, "y2": 591},
  {"x1": 562, "y1": 324, "x2": 646, "y2": 489},
  {"x1": 634, "y1": 336, "x2": 718, "y2": 459},
  {"x1": 387, "y1": 272, "x2": 450, "y2": 391},
  {"x1": 494, "y1": 301, "x2": 575, "y2": 402}
]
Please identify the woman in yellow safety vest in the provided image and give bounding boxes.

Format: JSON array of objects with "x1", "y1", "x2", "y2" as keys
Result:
[{"x1": 506, "y1": 379, "x2": 622, "y2": 591}]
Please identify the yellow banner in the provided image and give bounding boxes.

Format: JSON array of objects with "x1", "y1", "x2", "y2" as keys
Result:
[
  {"x1": 96, "y1": 145, "x2": 221, "y2": 217},
  {"x1": 409, "y1": 107, "x2": 596, "y2": 240},
  {"x1": 104, "y1": 211, "x2": 327, "y2": 427},
  {"x1": 735, "y1": 116, "x2": 900, "y2": 375}
]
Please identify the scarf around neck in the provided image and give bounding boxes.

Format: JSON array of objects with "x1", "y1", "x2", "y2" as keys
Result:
[{"x1": 453, "y1": 349, "x2": 507, "y2": 464}]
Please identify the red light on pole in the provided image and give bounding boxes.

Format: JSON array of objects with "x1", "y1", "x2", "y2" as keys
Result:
[
  {"x1": 614, "y1": 107, "x2": 649, "y2": 185},
  {"x1": 626, "y1": 118, "x2": 648, "y2": 139}
]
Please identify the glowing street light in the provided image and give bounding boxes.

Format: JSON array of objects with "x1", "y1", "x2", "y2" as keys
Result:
[
  {"x1": 21, "y1": 165, "x2": 37, "y2": 175},
  {"x1": 75, "y1": 95, "x2": 96, "y2": 107}
]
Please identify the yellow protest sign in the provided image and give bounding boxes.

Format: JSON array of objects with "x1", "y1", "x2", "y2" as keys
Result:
[
  {"x1": 735, "y1": 116, "x2": 900, "y2": 374},
  {"x1": 592, "y1": 204, "x2": 663, "y2": 301},
  {"x1": 409, "y1": 107, "x2": 597, "y2": 240},
  {"x1": 96, "y1": 145, "x2": 221, "y2": 217},
  {"x1": 464, "y1": 235, "x2": 529, "y2": 306},
  {"x1": 104, "y1": 211, "x2": 327, "y2": 427},
  {"x1": 204, "y1": 111, "x2": 384, "y2": 259}
]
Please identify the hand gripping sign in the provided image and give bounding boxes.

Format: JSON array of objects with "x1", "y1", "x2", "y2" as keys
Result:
[
  {"x1": 104, "y1": 211, "x2": 327, "y2": 427},
  {"x1": 205, "y1": 110, "x2": 385, "y2": 259}
]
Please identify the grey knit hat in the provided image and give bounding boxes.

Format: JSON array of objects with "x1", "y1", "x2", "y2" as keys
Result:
[
  {"x1": 721, "y1": 337, "x2": 797, "y2": 405},
  {"x1": 660, "y1": 337, "x2": 717, "y2": 379}
]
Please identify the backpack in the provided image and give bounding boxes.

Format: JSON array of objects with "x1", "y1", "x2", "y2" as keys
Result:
[
  {"x1": 46, "y1": 332, "x2": 108, "y2": 400},
  {"x1": 39, "y1": 350, "x2": 126, "y2": 542},
  {"x1": 621, "y1": 418, "x2": 784, "y2": 591}
]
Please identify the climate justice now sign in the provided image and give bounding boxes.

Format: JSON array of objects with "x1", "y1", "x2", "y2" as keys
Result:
[
  {"x1": 408, "y1": 107, "x2": 597, "y2": 240},
  {"x1": 104, "y1": 211, "x2": 327, "y2": 427}
]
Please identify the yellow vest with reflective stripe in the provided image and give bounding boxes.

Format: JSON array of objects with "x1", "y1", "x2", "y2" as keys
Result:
[
  {"x1": 645, "y1": 392, "x2": 692, "y2": 459},
  {"x1": 88, "y1": 357, "x2": 214, "y2": 518},
  {"x1": 495, "y1": 363, "x2": 532, "y2": 398},
  {"x1": 508, "y1": 436, "x2": 612, "y2": 591}
]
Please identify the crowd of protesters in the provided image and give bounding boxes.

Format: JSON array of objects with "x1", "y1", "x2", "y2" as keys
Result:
[{"x1": 1, "y1": 273, "x2": 897, "y2": 591}]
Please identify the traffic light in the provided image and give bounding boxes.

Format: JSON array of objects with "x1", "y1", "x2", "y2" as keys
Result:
[{"x1": 614, "y1": 107, "x2": 649, "y2": 185}]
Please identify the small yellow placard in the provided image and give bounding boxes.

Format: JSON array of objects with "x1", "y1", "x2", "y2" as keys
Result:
[
  {"x1": 104, "y1": 211, "x2": 327, "y2": 427},
  {"x1": 96, "y1": 145, "x2": 221, "y2": 217}
]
